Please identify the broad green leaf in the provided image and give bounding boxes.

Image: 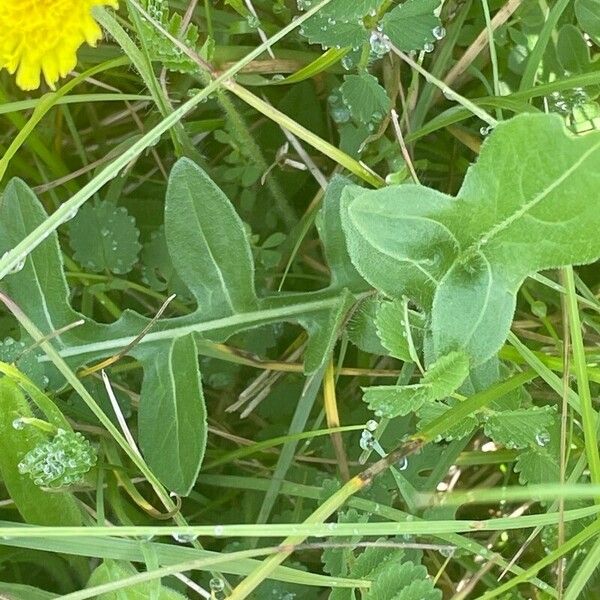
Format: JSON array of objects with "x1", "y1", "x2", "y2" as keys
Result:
[
  {"x1": 363, "y1": 351, "x2": 469, "y2": 418},
  {"x1": 514, "y1": 448, "x2": 560, "y2": 485},
  {"x1": 575, "y1": 0, "x2": 600, "y2": 43},
  {"x1": 68, "y1": 201, "x2": 141, "y2": 274},
  {"x1": 0, "y1": 378, "x2": 82, "y2": 526},
  {"x1": 165, "y1": 158, "x2": 258, "y2": 318},
  {"x1": 136, "y1": 334, "x2": 207, "y2": 496},
  {"x1": 340, "y1": 73, "x2": 391, "y2": 125},
  {"x1": 380, "y1": 0, "x2": 441, "y2": 52},
  {"x1": 376, "y1": 299, "x2": 426, "y2": 362},
  {"x1": 87, "y1": 560, "x2": 187, "y2": 599},
  {"x1": 347, "y1": 298, "x2": 387, "y2": 355},
  {"x1": 483, "y1": 407, "x2": 555, "y2": 449},
  {"x1": 0, "y1": 180, "x2": 91, "y2": 349},
  {"x1": 341, "y1": 182, "x2": 458, "y2": 309},
  {"x1": 316, "y1": 176, "x2": 366, "y2": 291},
  {"x1": 556, "y1": 25, "x2": 590, "y2": 74},
  {"x1": 342, "y1": 114, "x2": 600, "y2": 363}
]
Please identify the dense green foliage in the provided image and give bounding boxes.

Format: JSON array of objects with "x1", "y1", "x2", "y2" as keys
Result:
[{"x1": 1, "y1": 0, "x2": 600, "y2": 598}]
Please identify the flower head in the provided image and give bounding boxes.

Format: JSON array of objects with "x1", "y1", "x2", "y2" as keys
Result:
[{"x1": 0, "y1": 0, "x2": 118, "y2": 91}]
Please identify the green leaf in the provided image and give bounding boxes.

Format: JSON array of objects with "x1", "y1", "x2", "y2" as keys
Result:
[
  {"x1": 342, "y1": 114, "x2": 600, "y2": 364},
  {"x1": 483, "y1": 407, "x2": 555, "y2": 449},
  {"x1": 367, "y1": 560, "x2": 441, "y2": 600},
  {"x1": 341, "y1": 182, "x2": 458, "y2": 309},
  {"x1": 301, "y1": 290, "x2": 355, "y2": 374},
  {"x1": 340, "y1": 73, "x2": 391, "y2": 125},
  {"x1": 347, "y1": 297, "x2": 387, "y2": 355},
  {"x1": 556, "y1": 25, "x2": 590, "y2": 74},
  {"x1": 0, "y1": 378, "x2": 82, "y2": 526},
  {"x1": 165, "y1": 158, "x2": 258, "y2": 318},
  {"x1": 417, "y1": 401, "x2": 478, "y2": 441},
  {"x1": 298, "y1": 0, "x2": 380, "y2": 49},
  {"x1": 514, "y1": 448, "x2": 560, "y2": 485},
  {"x1": 316, "y1": 176, "x2": 366, "y2": 291},
  {"x1": 380, "y1": 0, "x2": 441, "y2": 52},
  {"x1": 363, "y1": 351, "x2": 469, "y2": 418},
  {"x1": 0, "y1": 180, "x2": 90, "y2": 349},
  {"x1": 0, "y1": 582, "x2": 58, "y2": 599},
  {"x1": 376, "y1": 299, "x2": 426, "y2": 362},
  {"x1": 135, "y1": 0, "x2": 210, "y2": 73},
  {"x1": 141, "y1": 225, "x2": 191, "y2": 300},
  {"x1": 68, "y1": 201, "x2": 141, "y2": 274},
  {"x1": 136, "y1": 334, "x2": 207, "y2": 496},
  {"x1": 87, "y1": 560, "x2": 187, "y2": 599},
  {"x1": 575, "y1": 0, "x2": 600, "y2": 43},
  {"x1": 322, "y1": 509, "x2": 368, "y2": 577}
]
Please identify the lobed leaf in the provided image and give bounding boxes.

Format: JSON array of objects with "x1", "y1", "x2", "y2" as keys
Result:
[
  {"x1": 483, "y1": 406, "x2": 555, "y2": 449},
  {"x1": 68, "y1": 201, "x2": 141, "y2": 275},
  {"x1": 342, "y1": 114, "x2": 600, "y2": 364},
  {"x1": 363, "y1": 350, "x2": 469, "y2": 418}
]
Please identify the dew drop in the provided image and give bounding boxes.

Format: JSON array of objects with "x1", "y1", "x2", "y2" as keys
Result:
[
  {"x1": 359, "y1": 431, "x2": 374, "y2": 451},
  {"x1": 423, "y1": 42, "x2": 435, "y2": 53},
  {"x1": 64, "y1": 207, "x2": 78, "y2": 222},
  {"x1": 536, "y1": 432, "x2": 550, "y2": 447},
  {"x1": 12, "y1": 418, "x2": 26, "y2": 430},
  {"x1": 369, "y1": 31, "x2": 391, "y2": 57},
  {"x1": 365, "y1": 419, "x2": 378, "y2": 432},
  {"x1": 8, "y1": 256, "x2": 26, "y2": 274},
  {"x1": 210, "y1": 577, "x2": 225, "y2": 593},
  {"x1": 432, "y1": 26, "x2": 446, "y2": 40},
  {"x1": 171, "y1": 532, "x2": 198, "y2": 543},
  {"x1": 246, "y1": 14, "x2": 260, "y2": 29},
  {"x1": 214, "y1": 525, "x2": 224, "y2": 536},
  {"x1": 330, "y1": 105, "x2": 351, "y2": 124},
  {"x1": 341, "y1": 55, "x2": 354, "y2": 70},
  {"x1": 397, "y1": 457, "x2": 408, "y2": 471}
]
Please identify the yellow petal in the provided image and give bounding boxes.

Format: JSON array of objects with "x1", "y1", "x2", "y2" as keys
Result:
[{"x1": 0, "y1": 0, "x2": 118, "y2": 91}]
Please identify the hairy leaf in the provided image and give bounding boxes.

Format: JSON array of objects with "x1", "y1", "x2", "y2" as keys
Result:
[
  {"x1": 298, "y1": 0, "x2": 379, "y2": 49},
  {"x1": 347, "y1": 297, "x2": 387, "y2": 355},
  {"x1": 136, "y1": 334, "x2": 207, "y2": 496},
  {"x1": 316, "y1": 175, "x2": 367, "y2": 291},
  {"x1": 0, "y1": 180, "x2": 91, "y2": 349},
  {"x1": 376, "y1": 299, "x2": 426, "y2": 362},
  {"x1": 367, "y1": 560, "x2": 441, "y2": 600},
  {"x1": 165, "y1": 158, "x2": 258, "y2": 318},
  {"x1": 342, "y1": 114, "x2": 600, "y2": 363}
]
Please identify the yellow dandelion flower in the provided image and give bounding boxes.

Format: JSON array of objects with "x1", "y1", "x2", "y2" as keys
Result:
[{"x1": 0, "y1": 0, "x2": 118, "y2": 91}]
